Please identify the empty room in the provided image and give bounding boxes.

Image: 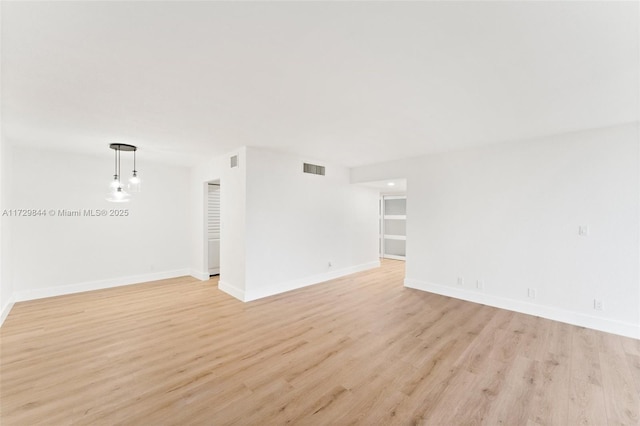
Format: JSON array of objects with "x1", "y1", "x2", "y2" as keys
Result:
[{"x1": 1, "y1": 1, "x2": 639, "y2": 425}]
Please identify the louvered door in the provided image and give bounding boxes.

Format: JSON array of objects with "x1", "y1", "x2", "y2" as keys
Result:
[{"x1": 208, "y1": 184, "x2": 220, "y2": 275}]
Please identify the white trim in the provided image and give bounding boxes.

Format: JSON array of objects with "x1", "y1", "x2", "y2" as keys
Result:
[
  {"x1": 245, "y1": 260, "x2": 381, "y2": 302},
  {"x1": 190, "y1": 269, "x2": 210, "y2": 281},
  {"x1": 218, "y1": 280, "x2": 246, "y2": 301},
  {"x1": 13, "y1": 269, "x2": 191, "y2": 302},
  {"x1": 383, "y1": 234, "x2": 406, "y2": 240},
  {"x1": 0, "y1": 294, "x2": 16, "y2": 327},
  {"x1": 383, "y1": 254, "x2": 406, "y2": 261},
  {"x1": 404, "y1": 278, "x2": 640, "y2": 340},
  {"x1": 384, "y1": 215, "x2": 406, "y2": 220}
]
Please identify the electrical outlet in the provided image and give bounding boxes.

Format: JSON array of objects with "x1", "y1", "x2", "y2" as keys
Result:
[
  {"x1": 579, "y1": 225, "x2": 589, "y2": 237},
  {"x1": 593, "y1": 299, "x2": 603, "y2": 311},
  {"x1": 527, "y1": 288, "x2": 536, "y2": 299},
  {"x1": 457, "y1": 277, "x2": 464, "y2": 286},
  {"x1": 476, "y1": 280, "x2": 484, "y2": 290}
]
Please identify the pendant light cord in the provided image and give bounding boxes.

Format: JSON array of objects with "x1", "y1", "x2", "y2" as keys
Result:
[{"x1": 118, "y1": 148, "x2": 121, "y2": 187}]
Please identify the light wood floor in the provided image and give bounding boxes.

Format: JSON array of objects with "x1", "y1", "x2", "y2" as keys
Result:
[{"x1": 1, "y1": 260, "x2": 639, "y2": 425}]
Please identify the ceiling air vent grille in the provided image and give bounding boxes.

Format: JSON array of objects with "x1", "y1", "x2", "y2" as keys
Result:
[
  {"x1": 230, "y1": 155, "x2": 238, "y2": 168},
  {"x1": 303, "y1": 163, "x2": 325, "y2": 176}
]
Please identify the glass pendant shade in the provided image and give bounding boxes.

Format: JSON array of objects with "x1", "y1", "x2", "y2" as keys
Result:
[
  {"x1": 128, "y1": 171, "x2": 141, "y2": 193},
  {"x1": 106, "y1": 186, "x2": 130, "y2": 203},
  {"x1": 110, "y1": 175, "x2": 121, "y2": 189}
]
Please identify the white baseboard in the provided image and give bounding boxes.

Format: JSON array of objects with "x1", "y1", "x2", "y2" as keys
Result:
[
  {"x1": 404, "y1": 278, "x2": 640, "y2": 340},
  {"x1": 13, "y1": 269, "x2": 191, "y2": 303},
  {"x1": 0, "y1": 294, "x2": 16, "y2": 328},
  {"x1": 218, "y1": 280, "x2": 246, "y2": 301},
  {"x1": 190, "y1": 269, "x2": 211, "y2": 281},
  {"x1": 245, "y1": 260, "x2": 381, "y2": 302}
]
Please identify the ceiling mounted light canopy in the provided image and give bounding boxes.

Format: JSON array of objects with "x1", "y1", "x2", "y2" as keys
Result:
[{"x1": 106, "y1": 143, "x2": 140, "y2": 203}]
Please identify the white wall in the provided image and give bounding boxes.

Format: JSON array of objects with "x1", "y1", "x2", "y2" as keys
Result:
[
  {"x1": 0, "y1": 9, "x2": 14, "y2": 324},
  {"x1": 188, "y1": 147, "x2": 247, "y2": 300},
  {"x1": 218, "y1": 148, "x2": 248, "y2": 298},
  {"x1": 189, "y1": 154, "x2": 224, "y2": 280},
  {"x1": 243, "y1": 147, "x2": 379, "y2": 301},
  {"x1": 8, "y1": 145, "x2": 191, "y2": 301},
  {"x1": 0, "y1": 139, "x2": 15, "y2": 325},
  {"x1": 189, "y1": 146, "x2": 379, "y2": 302},
  {"x1": 352, "y1": 123, "x2": 640, "y2": 339}
]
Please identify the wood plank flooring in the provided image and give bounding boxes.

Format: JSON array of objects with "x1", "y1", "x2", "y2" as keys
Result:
[{"x1": 1, "y1": 260, "x2": 639, "y2": 425}]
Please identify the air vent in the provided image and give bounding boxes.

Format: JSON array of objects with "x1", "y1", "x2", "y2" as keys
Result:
[
  {"x1": 303, "y1": 163, "x2": 325, "y2": 176},
  {"x1": 230, "y1": 155, "x2": 238, "y2": 168}
]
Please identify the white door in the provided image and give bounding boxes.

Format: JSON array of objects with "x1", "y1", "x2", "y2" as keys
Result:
[{"x1": 208, "y1": 184, "x2": 220, "y2": 275}]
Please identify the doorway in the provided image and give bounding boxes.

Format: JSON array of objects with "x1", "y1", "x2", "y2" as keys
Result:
[
  {"x1": 353, "y1": 178, "x2": 407, "y2": 261},
  {"x1": 207, "y1": 181, "x2": 220, "y2": 276},
  {"x1": 380, "y1": 194, "x2": 406, "y2": 260}
]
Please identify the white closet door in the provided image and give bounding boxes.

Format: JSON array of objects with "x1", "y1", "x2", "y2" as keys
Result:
[{"x1": 208, "y1": 185, "x2": 220, "y2": 275}]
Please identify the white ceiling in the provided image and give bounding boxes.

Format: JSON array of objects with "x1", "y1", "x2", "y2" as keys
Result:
[
  {"x1": 2, "y1": 1, "x2": 638, "y2": 167},
  {"x1": 357, "y1": 179, "x2": 407, "y2": 193}
]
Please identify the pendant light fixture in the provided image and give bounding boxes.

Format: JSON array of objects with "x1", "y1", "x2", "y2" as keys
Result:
[
  {"x1": 107, "y1": 143, "x2": 139, "y2": 203},
  {"x1": 128, "y1": 147, "x2": 141, "y2": 193}
]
